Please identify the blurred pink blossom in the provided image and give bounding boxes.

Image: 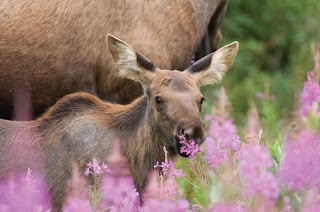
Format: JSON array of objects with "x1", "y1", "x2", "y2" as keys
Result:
[
  {"x1": 203, "y1": 88, "x2": 241, "y2": 169},
  {"x1": 208, "y1": 203, "x2": 247, "y2": 212},
  {"x1": 245, "y1": 104, "x2": 262, "y2": 134},
  {"x1": 237, "y1": 143, "x2": 273, "y2": 179},
  {"x1": 0, "y1": 168, "x2": 51, "y2": 211},
  {"x1": 237, "y1": 143, "x2": 279, "y2": 199},
  {"x1": 102, "y1": 175, "x2": 139, "y2": 208},
  {"x1": 281, "y1": 196, "x2": 291, "y2": 212},
  {"x1": 102, "y1": 140, "x2": 140, "y2": 210},
  {"x1": 246, "y1": 171, "x2": 279, "y2": 199},
  {"x1": 302, "y1": 205, "x2": 320, "y2": 212},
  {"x1": 279, "y1": 131, "x2": 320, "y2": 190},
  {"x1": 141, "y1": 198, "x2": 190, "y2": 212},
  {"x1": 62, "y1": 197, "x2": 91, "y2": 212},
  {"x1": 208, "y1": 118, "x2": 241, "y2": 152},
  {"x1": 299, "y1": 80, "x2": 320, "y2": 115},
  {"x1": 103, "y1": 177, "x2": 140, "y2": 211},
  {"x1": 203, "y1": 137, "x2": 228, "y2": 168},
  {"x1": 172, "y1": 169, "x2": 186, "y2": 178},
  {"x1": 192, "y1": 204, "x2": 200, "y2": 212},
  {"x1": 143, "y1": 171, "x2": 178, "y2": 202}
]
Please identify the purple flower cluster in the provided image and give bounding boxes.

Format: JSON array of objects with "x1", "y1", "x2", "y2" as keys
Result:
[
  {"x1": 279, "y1": 131, "x2": 320, "y2": 190},
  {"x1": 144, "y1": 171, "x2": 178, "y2": 202},
  {"x1": 154, "y1": 147, "x2": 185, "y2": 178},
  {"x1": 0, "y1": 168, "x2": 51, "y2": 211},
  {"x1": 203, "y1": 137, "x2": 228, "y2": 168},
  {"x1": 143, "y1": 170, "x2": 189, "y2": 209},
  {"x1": 154, "y1": 160, "x2": 174, "y2": 176},
  {"x1": 204, "y1": 116, "x2": 241, "y2": 168},
  {"x1": 141, "y1": 198, "x2": 190, "y2": 212},
  {"x1": 299, "y1": 80, "x2": 320, "y2": 115},
  {"x1": 179, "y1": 133, "x2": 203, "y2": 159},
  {"x1": 208, "y1": 118, "x2": 241, "y2": 151},
  {"x1": 85, "y1": 159, "x2": 110, "y2": 176},
  {"x1": 63, "y1": 197, "x2": 91, "y2": 212},
  {"x1": 102, "y1": 175, "x2": 140, "y2": 211},
  {"x1": 208, "y1": 203, "x2": 246, "y2": 212},
  {"x1": 236, "y1": 143, "x2": 279, "y2": 199}
]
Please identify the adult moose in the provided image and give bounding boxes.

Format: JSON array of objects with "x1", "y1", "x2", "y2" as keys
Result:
[
  {"x1": 0, "y1": 0, "x2": 228, "y2": 120},
  {"x1": 0, "y1": 34, "x2": 239, "y2": 210}
]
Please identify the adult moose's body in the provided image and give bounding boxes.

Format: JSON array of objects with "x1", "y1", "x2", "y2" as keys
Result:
[
  {"x1": 0, "y1": 0, "x2": 227, "y2": 120},
  {"x1": 0, "y1": 35, "x2": 239, "y2": 210}
]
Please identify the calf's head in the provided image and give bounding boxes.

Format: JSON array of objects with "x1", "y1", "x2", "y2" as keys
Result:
[{"x1": 107, "y1": 34, "x2": 238, "y2": 157}]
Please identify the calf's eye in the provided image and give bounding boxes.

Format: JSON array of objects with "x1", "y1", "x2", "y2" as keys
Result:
[
  {"x1": 200, "y1": 97, "x2": 205, "y2": 105},
  {"x1": 199, "y1": 97, "x2": 205, "y2": 111},
  {"x1": 155, "y1": 96, "x2": 163, "y2": 105}
]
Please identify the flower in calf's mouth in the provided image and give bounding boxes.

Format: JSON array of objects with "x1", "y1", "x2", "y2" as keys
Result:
[{"x1": 178, "y1": 133, "x2": 203, "y2": 159}]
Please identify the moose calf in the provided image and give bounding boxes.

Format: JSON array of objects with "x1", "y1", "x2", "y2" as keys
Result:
[{"x1": 0, "y1": 35, "x2": 238, "y2": 210}]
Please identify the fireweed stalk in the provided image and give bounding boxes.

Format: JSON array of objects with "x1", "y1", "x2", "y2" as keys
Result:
[
  {"x1": 85, "y1": 158, "x2": 110, "y2": 210},
  {"x1": 148, "y1": 147, "x2": 190, "y2": 210},
  {"x1": 203, "y1": 88, "x2": 241, "y2": 171},
  {"x1": 177, "y1": 134, "x2": 211, "y2": 191},
  {"x1": 102, "y1": 141, "x2": 139, "y2": 211},
  {"x1": 0, "y1": 168, "x2": 51, "y2": 211}
]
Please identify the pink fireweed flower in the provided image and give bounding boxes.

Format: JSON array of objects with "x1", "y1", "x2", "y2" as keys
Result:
[
  {"x1": 246, "y1": 171, "x2": 279, "y2": 199},
  {"x1": 203, "y1": 87, "x2": 240, "y2": 167},
  {"x1": 149, "y1": 147, "x2": 182, "y2": 202},
  {"x1": 281, "y1": 196, "x2": 291, "y2": 212},
  {"x1": 203, "y1": 89, "x2": 241, "y2": 169},
  {"x1": 237, "y1": 143, "x2": 273, "y2": 179},
  {"x1": 0, "y1": 168, "x2": 51, "y2": 211},
  {"x1": 179, "y1": 133, "x2": 203, "y2": 159},
  {"x1": 279, "y1": 131, "x2": 320, "y2": 190},
  {"x1": 208, "y1": 117, "x2": 241, "y2": 152},
  {"x1": 236, "y1": 142, "x2": 279, "y2": 199},
  {"x1": 85, "y1": 158, "x2": 110, "y2": 176},
  {"x1": 102, "y1": 174, "x2": 139, "y2": 210},
  {"x1": 192, "y1": 204, "x2": 200, "y2": 212},
  {"x1": 208, "y1": 203, "x2": 247, "y2": 212},
  {"x1": 203, "y1": 137, "x2": 228, "y2": 168},
  {"x1": 154, "y1": 146, "x2": 185, "y2": 177},
  {"x1": 102, "y1": 140, "x2": 140, "y2": 210},
  {"x1": 62, "y1": 197, "x2": 91, "y2": 212},
  {"x1": 302, "y1": 204, "x2": 320, "y2": 212},
  {"x1": 144, "y1": 171, "x2": 178, "y2": 202},
  {"x1": 141, "y1": 198, "x2": 190, "y2": 212},
  {"x1": 245, "y1": 104, "x2": 262, "y2": 134},
  {"x1": 172, "y1": 168, "x2": 186, "y2": 178},
  {"x1": 210, "y1": 118, "x2": 240, "y2": 151},
  {"x1": 299, "y1": 80, "x2": 320, "y2": 116},
  {"x1": 154, "y1": 160, "x2": 174, "y2": 177}
]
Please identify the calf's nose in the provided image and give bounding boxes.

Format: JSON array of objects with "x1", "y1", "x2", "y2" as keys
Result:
[{"x1": 177, "y1": 121, "x2": 205, "y2": 145}]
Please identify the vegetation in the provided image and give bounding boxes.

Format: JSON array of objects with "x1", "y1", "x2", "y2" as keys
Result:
[{"x1": 1, "y1": 1, "x2": 320, "y2": 211}]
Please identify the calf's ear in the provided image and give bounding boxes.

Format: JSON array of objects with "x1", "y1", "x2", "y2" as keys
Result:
[
  {"x1": 185, "y1": 41, "x2": 239, "y2": 87},
  {"x1": 106, "y1": 34, "x2": 157, "y2": 84}
]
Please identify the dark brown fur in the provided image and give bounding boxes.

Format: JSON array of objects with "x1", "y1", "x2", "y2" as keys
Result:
[
  {"x1": 0, "y1": 0, "x2": 227, "y2": 120},
  {"x1": 0, "y1": 35, "x2": 238, "y2": 210}
]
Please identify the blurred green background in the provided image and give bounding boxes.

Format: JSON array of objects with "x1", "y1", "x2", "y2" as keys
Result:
[{"x1": 202, "y1": 0, "x2": 320, "y2": 136}]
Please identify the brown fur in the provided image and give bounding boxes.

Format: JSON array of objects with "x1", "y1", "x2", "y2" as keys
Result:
[
  {"x1": 0, "y1": 35, "x2": 238, "y2": 210},
  {"x1": 0, "y1": 0, "x2": 227, "y2": 120}
]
